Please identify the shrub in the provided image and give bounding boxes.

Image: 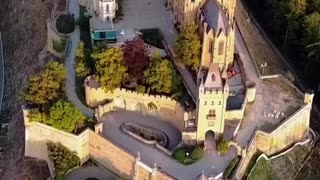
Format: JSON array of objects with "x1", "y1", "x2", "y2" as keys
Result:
[
  {"x1": 52, "y1": 39, "x2": 66, "y2": 53},
  {"x1": 173, "y1": 149, "x2": 185, "y2": 161},
  {"x1": 217, "y1": 139, "x2": 230, "y2": 155},
  {"x1": 136, "y1": 85, "x2": 146, "y2": 93},
  {"x1": 47, "y1": 142, "x2": 80, "y2": 180},
  {"x1": 190, "y1": 146, "x2": 204, "y2": 160},
  {"x1": 223, "y1": 156, "x2": 241, "y2": 179},
  {"x1": 56, "y1": 14, "x2": 75, "y2": 34},
  {"x1": 139, "y1": 29, "x2": 164, "y2": 49}
]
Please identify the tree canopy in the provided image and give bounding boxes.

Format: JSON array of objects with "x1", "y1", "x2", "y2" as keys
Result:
[
  {"x1": 144, "y1": 53, "x2": 181, "y2": 94},
  {"x1": 174, "y1": 22, "x2": 201, "y2": 71},
  {"x1": 48, "y1": 100, "x2": 85, "y2": 133},
  {"x1": 24, "y1": 61, "x2": 66, "y2": 106},
  {"x1": 92, "y1": 47, "x2": 127, "y2": 92},
  {"x1": 122, "y1": 38, "x2": 149, "y2": 80},
  {"x1": 74, "y1": 42, "x2": 91, "y2": 78},
  {"x1": 47, "y1": 142, "x2": 80, "y2": 180}
]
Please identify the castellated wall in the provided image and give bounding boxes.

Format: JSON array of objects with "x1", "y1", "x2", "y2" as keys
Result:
[
  {"x1": 234, "y1": 101, "x2": 312, "y2": 179},
  {"x1": 23, "y1": 107, "x2": 175, "y2": 179},
  {"x1": 85, "y1": 79, "x2": 186, "y2": 132}
]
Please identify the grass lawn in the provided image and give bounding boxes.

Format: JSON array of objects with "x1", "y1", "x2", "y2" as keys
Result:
[
  {"x1": 247, "y1": 144, "x2": 311, "y2": 180},
  {"x1": 172, "y1": 146, "x2": 203, "y2": 165}
]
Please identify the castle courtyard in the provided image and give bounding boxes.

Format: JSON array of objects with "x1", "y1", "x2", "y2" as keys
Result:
[{"x1": 100, "y1": 110, "x2": 238, "y2": 179}]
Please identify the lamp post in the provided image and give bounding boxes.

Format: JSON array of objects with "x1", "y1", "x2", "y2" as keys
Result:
[
  {"x1": 186, "y1": 152, "x2": 189, "y2": 160},
  {"x1": 260, "y1": 63, "x2": 268, "y2": 77}
]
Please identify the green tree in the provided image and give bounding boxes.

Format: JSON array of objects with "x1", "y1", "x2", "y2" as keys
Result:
[
  {"x1": 24, "y1": 61, "x2": 66, "y2": 106},
  {"x1": 47, "y1": 142, "x2": 80, "y2": 180},
  {"x1": 91, "y1": 47, "x2": 127, "y2": 92},
  {"x1": 144, "y1": 53, "x2": 181, "y2": 94},
  {"x1": 303, "y1": 12, "x2": 320, "y2": 45},
  {"x1": 48, "y1": 100, "x2": 85, "y2": 133},
  {"x1": 74, "y1": 42, "x2": 90, "y2": 78},
  {"x1": 174, "y1": 22, "x2": 201, "y2": 71}
]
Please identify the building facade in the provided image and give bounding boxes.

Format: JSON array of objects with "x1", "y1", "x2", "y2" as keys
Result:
[
  {"x1": 169, "y1": 0, "x2": 237, "y2": 142},
  {"x1": 93, "y1": 0, "x2": 118, "y2": 22}
]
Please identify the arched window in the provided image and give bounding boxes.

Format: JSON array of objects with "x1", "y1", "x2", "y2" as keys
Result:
[
  {"x1": 218, "y1": 40, "x2": 224, "y2": 55},
  {"x1": 211, "y1": 74, "x2": 216, "y2": 82},
  {"x1": 106, "y1": 4, "x2": 110, "y2": 13},
  {"x1": 208, "y1": 39, "x2": 213, "y2": 53}
]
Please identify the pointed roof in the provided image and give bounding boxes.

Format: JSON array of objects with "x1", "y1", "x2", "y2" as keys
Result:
[
  {"x1": 202, "y1": 0, "x2": 229, "y2": 35},
  {"x1": 204, "y1": 63, "x2": 222, "y2": 88}
]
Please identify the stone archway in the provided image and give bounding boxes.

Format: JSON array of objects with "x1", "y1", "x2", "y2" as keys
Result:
[
  {"x1": 134, "y1": 102, "x2": 142, "y2": 113},
  {"x1": 113, "y1": 97, "x2": 126, "y2": 109},
  {"x1": 204, "y1": 130, "x2": 215, "y2": 150}
]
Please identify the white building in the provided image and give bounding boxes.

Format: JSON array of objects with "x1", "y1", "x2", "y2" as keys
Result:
[{"x1": 93, "y1": 0, "x2": 118, "y2": 22}]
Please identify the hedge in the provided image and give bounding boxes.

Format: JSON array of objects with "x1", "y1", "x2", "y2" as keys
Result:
[{"x1": 223, "y1": 156, "x2": 241, "y2": 179}]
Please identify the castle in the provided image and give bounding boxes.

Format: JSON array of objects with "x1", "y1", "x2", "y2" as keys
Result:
[{"x1": 166, "y1": 0, "x2": 241, "y2": 143}]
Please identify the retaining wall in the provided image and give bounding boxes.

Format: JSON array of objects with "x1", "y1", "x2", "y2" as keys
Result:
[
  {"x1": 23, "y1": 106, "x2": 175, "y2": 179},
  {"x1": 233, "y1": 101, "x2": 312, "y2": 179}
]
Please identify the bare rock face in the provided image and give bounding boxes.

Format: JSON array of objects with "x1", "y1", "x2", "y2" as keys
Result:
[{"x1": 0, "y1": 0, "x2": 68, "y2": 179}]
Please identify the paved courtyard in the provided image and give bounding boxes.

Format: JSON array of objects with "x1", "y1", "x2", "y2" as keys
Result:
[{"x1": 100, "y1": 111, "x2": 237, "y2": 179}]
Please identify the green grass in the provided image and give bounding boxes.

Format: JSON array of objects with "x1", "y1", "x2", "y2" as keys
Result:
[
  {"x1": 139, "y1": 28, "x2": 164, "y2": 49},
  {"x1": 53, "y1": 39, "x2": 66, "y2": 53},
  {"x1": 242, "y1": 152, "x2": 262, "y2": 180},
  {"x1": 247, "y1": 157, "x2": 279, "y2": 180},
  {"x1": 223, "y1": 156, "x2": 241, "y2": 179},
  {"x1": 172, "y1": 146, "x2": 203, "y2": 165}
]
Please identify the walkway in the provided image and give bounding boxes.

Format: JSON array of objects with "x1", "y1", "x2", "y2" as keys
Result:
[
  {"x1": 66, "y1": 166, "x2": 116, "y2": 180},
  {"x1": 66, "y1": 0, "x2": 93, "y2": 117},
  {"x1": 0, "y1": 32, "x2": 4, "y2": 112},
  {"x1": 101, "y1": 111, "x2": 237, "y2": 179}
]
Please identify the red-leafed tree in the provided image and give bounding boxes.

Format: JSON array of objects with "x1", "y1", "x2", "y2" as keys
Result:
[{"x1": 122, "y1": 37, "x2": 149, "y2": 81}]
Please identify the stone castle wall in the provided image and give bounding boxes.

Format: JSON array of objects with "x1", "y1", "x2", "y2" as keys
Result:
[
  {"x1": 86, "y1": 79, "x2": 186, "y2": 132},
  {"x1": 23, "y1": 107, "x2": 174, "y2": 179},
  {"x1": 233, "y1": 101, "x2": 312, "y2": 179}
]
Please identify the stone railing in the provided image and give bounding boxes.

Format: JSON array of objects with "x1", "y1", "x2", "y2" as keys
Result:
[{"x1": 121, "y1": 122, "x2": 172, "y2": 156}]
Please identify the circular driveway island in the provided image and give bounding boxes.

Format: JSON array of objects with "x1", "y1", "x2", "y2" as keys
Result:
[
  {"x1": 100, "y1": 110, "x2": 182, "y2": 150},
  {"x1": 66, "y1": 166, "x2": 116, "y2": 180}
]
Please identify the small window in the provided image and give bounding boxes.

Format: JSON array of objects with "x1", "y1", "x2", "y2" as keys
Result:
[
  {"x1": 218, "y1": 101, "x2": 221, "y2": 105},
  {"x1": 208, "y1": 39, "x2": 213, "y2": 53},
  {"x1": 211, "y1": 101, "x2": 214, "y2": 105},
  {"x1": 211, "y1": 74, "x2": 215, "y2": 81},
  {"x1": 204, "y1": 101, "x2": 207, "y2": 105},
  {"x1": 218, "y1": 40, "x2": 224, "y2": 55},
  {"x1": 208, "y1": 122, "x2": 214, "y2": 126}
]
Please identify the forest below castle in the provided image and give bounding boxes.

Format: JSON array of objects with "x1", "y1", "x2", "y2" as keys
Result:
[{"x1": 244, "y1": 0, "x2": 320, "y2": 92}]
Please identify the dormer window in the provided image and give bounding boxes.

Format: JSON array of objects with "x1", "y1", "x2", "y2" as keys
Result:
[{"x1": 211, "y1": 74, "x2": 215, "y2": 82}]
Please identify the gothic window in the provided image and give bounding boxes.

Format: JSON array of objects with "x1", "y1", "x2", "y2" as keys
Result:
[
  {"x1": 106, "y1": 4, "x2": 109, "y2": 13},
  {"x1": 218, "y1": 40, "x2": 224, "y2": 55},
  {"x1": 208, "y1": 39, "x2": 213, "y2": 53},
  {"x1": 207, "y1": 109, "x2": 216, "y2": 120}
]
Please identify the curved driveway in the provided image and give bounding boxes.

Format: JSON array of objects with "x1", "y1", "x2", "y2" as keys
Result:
[{"x1": 101, "y1": 111, "x2": 237, "y2": 179}]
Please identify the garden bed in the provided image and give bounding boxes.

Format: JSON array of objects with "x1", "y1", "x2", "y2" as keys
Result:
[{"x1": 172, "y1": 146, "x2": 203, "y2": 165}]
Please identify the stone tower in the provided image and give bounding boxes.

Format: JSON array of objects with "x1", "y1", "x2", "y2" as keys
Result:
[
  {"x1": 195, "y1": 0, "x2": 236, "y2": 143},
  {"x1": 196, "y1": 65, "x2": 229, "y2": 142}
]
